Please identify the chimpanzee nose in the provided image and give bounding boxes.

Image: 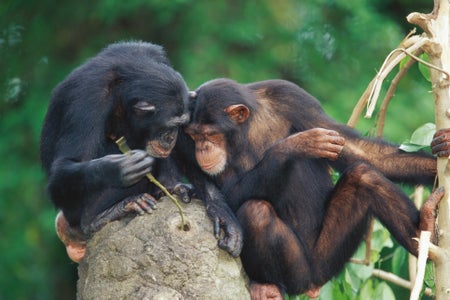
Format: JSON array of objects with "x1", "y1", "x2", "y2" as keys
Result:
[{"x1": 161, "y1": 129, "x2": 177, "y2": 145}]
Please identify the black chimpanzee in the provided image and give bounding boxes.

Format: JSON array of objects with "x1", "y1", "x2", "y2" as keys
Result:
[
  {"x1": 183, "y1": 78, "x2": 445, "y2": 299},
  {"x1": 40, "y1": 41, "x2": 192, "y2": 262}
]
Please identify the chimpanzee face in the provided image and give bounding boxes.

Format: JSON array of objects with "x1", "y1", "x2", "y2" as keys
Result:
[
  {"x1": 108, "y1": 64, "x2": 190, "y2": 158},
  {"x1": 129, "y1": 97, "x2": 189, "y2": 158}
]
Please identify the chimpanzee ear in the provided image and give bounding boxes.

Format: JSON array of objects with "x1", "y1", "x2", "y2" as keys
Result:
[{"x1": 224, "y1": 104, "x2": 250, "y2": 124}]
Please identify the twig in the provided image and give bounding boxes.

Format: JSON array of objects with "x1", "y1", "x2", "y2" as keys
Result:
[
  {"x1": 372, "y1": 269, "x2": 433, "y2": 297},
  {"x1": 366, "y1": 37, "x2": 428, "y2": 118},
  {"x1": 376, "y1": 50, "x2": 422, "y2": 137},
  {"x1": 410, "y1": 231, "x2": 432, "y2": 300},
  {"x1": 350, "y1": 218, "x2": 374, "y2": 266},
  {"x1": 409, "y1": 186, "x2": 425, "y2": 289},
  {"x1": 116, "y1": 136, "x2": 186, "y2": 229}
]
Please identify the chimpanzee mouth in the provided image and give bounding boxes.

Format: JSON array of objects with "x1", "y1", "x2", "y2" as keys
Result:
[
  {"x1": 146, "y1": 140, "x2": 173, "y2": 158},
  {"x1": 200, "y1": 160, "x2": 226, "y2": 176}
]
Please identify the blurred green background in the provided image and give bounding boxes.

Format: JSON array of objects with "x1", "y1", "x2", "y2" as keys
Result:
[{"x1": 0, "y1": 0, "x2": 437, "y2": 299}]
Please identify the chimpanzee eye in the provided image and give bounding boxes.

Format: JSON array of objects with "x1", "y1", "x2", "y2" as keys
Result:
[
  {"x1": 189, "y1": 133, "x2": 201, "y2": 141},
  {"x1": 205, "y1": 132, "x2": 223, "y2": 144},
  {"x1": 133, "y1": 101, "x2": 156, "y2": 116}
]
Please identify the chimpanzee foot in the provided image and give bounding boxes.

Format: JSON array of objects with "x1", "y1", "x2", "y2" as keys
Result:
[
  {"x1": 82, "y1": 193, "x2": 158, "y2": 236},
  {"x1": 305, "y1": 284, "x2": 321, "y2": 299},
  {"x1": 55, "y1": 211, "x2": 87, "y2": 263},
  {"x1": 123, "y1": 193, "x2": 158, "y2": 215},
  {"x1": 249, "y1": 282, "x2": 283, "y2": 300},
  {"x1": 418, "y1": 186, "x2": 444, "y2": 237}
]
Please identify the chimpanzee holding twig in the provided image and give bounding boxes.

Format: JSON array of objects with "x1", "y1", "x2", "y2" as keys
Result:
[
  {"x1": 40, "y1": 41, "x2": 193, "y2": 262},
  {"x1": 182, "y1": 78, "x2": 446, "y2": 299}
]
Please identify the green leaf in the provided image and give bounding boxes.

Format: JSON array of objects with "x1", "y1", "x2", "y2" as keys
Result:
[
  {"x1": 418, "y1": 52, "x2": 431, "y2": 82},
  {"x1": 400, "y1": 123, "x2": 436, "y2": 152},
  {"x1": 374, "y1": 282, "x2": 395, "y2": 300},
  {"x1": 410, "y1": 123, "x2": 436, "y2": 145},
  {"x1": 399, "y1": 142, "x2": 427, "y2": 152},
  {"x1": 348, "y1": 262, "x2": 374, "y2": 283},
  {"x1": 399, "y1": 56, "x2": 411, "y2": 70},
  {"x1": 371, "y1": 221, "x2": 394, "y2": 252},
  {"x1": 391, "y1": 247, "x2": 407, "y2": 274},
  {"x1": 424, "y1": 262, "x2": 435, "y2": 289},
  {"x1": 358, "y1": 280, "x2": 375, "y2": 300}
]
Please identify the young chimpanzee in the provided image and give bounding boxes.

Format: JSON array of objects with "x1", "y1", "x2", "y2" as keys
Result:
[
  {"x1": 40, "y1": 41, "x2": 192, "y2": 262},
  {"x1": 184, "y1": 78, "x2": 445, "y2": 299}
]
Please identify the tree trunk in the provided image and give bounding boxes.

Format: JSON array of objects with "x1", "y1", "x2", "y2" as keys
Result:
[
  {"x1": 408, "y1": 1, "x2": 450, "y2": 298},
  {"x1": 77, "y1": 198, "x2": 250, "y2": 300}
]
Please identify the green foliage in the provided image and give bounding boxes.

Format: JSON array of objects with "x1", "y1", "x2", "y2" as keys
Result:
[
  {"x1": 418, "y1": 53, "x2": 432, "y2": 82},
  {"x1": 0, "y1": 0, "x2": 437, "y2": 299},
  {"x1": 400, "y1": 123, "x2": 436, "y2": 152}
]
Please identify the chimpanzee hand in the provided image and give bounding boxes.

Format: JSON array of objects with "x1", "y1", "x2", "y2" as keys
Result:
[
  {"x1": 431, "y1": 128, "x2": 450, "y2": 157},
  {"x1": 207, "y1": 203, "x2": 243, "y2": 257},
  {"x1": 156, "y1": 183, "x2": 195, "y2": 203},
  {"x1": 284, "y1": 128, "x2": 345, "y2": 160},
  {"x1": 88, "y1": 150, "x2": 154, "y2": 187},
  {"x1": 215, "y1": 216, "x2": 243, "y2": 258}
]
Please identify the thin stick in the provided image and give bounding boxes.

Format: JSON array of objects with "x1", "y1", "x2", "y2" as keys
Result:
[
  {"x1": 376, "y1": 50, "x2": 422, "y2": 137},
  {"x1": 410, "y1": 231, "x2": 432, "y2": 300},
  {"x1": 115, "y1": 136, "x2": 185, "y2": 229},
  {"x1": 372, "y1": 269, "x2": 433, "y2": 297}
]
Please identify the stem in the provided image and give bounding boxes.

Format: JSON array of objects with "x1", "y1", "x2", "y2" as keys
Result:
[
  {"x1": 376, "y1": 51, "x2": 421, "y2": 137},
  {"x1": 408, "y1": 1, "x2": 450, "y2": 298},
  {"x1": 116, "y1": 136, "x2": 185, "y2": 229},
  {"x1": 371, "y1": 269, "x2": 433, "y2": 297}
]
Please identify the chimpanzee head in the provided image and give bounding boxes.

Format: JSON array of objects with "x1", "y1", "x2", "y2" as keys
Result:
[
  {"x1": 185, "y1": 78, "x2": 255, "y2": 175},
  {"x1": 102, "y1": 42, "x2": 190, "y2": 158}
]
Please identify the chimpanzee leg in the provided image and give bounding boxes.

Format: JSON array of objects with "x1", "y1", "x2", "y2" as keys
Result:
[
  {"x1": 55, "y1": 211, "x2": 87, "y2": 263},
  {"x1": 237, "y1": 199, "x2": 313, "y2": 295},
  {"x1": 312, "y1": 162, "x2": 442, "y2": 286}
]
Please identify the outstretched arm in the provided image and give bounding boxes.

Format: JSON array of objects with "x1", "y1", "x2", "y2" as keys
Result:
[{"x1": 331, "y1": 125, "x2": 437, "y2": 185}]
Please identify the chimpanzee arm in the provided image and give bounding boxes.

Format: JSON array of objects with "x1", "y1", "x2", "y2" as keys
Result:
[
  {"x1": 330, "y1": 125, "x2": 437, "y2": 185},
  {"x1": 173, "y1": 132, "x2": 243, "y2": 257},
  {"x1": 181, "y1": 170, "x2": 243, "y2": 257},
  {"x1": 203, "y1": 181, "x2": 243, "y2": 257},
  {"x1": 47, "y1": 150, "x2": 153, "y2": 209}
]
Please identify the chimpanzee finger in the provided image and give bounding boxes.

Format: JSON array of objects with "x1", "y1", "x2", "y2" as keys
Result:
[
  {"x1": 331, "y1": 135, "x2": 345, "y2": 146},
  {"x1": 431, "y1": 141, "x2": 450, "y2": 156},
  {"x1": 218, "y1": 238, "x2": 241, "y2": 258},
  {"x1": 142, "y1": 193, "x2": 158, "y2": 209},
  {"x1": 136, "y1": 193, "x2": 157, "y2": 213},
  {"x1": 124, "y1": 152, "x2": 154, "y2": 172},
  {"x1": 433, "y1": 149, "x2": 450, "y2": 157},
  {"x1": 125, "y1": 201, "x2": 145, "y2": 215},
  {"x1": 213, "y1": 217, "x2": 221, "y2": 239},
  {"x1": 430, "y1": 134, "x2": 444, "y2": 147},
  {"x1": 218, "y1": 230, "x2": 243, "y2": 257},
  {"x1": 431, "y1": 129, "x2": 450, "y2": 147},
  {"x1": 433, "y1": 128, "x2": 450, "y2": 139},
  {"x1": 324, "y1": 151, "x2": 340, "y2": 161},
  {"x1": 172, "y1": 183, "x2": 194, "y2": 203},
  {"x1": 121, "y1": 158, "x2": 154, "y2": 185}
]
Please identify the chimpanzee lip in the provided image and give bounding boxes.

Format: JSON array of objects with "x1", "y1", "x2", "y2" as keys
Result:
[
  {"x1": 201, "y1": 162, "x2": 217, "y2": 170},
  {"x1": 146, "y1": 140, "x2": 172, "y2": 158}
]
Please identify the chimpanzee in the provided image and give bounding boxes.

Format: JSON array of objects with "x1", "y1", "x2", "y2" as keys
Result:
[
  {"x1": 184, "y1": 78, "x2": 445, "y2": 298},
  {"x1": 40, "y1": 41, "x2": 192, "y2": 262}
]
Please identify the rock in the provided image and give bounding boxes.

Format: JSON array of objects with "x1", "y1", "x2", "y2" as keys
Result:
[{"x1": 77, "y1": 198, "x2": 250, "y2": 299}]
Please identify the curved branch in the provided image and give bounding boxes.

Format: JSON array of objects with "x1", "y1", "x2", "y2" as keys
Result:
[
  {"x1": 376, "y1": 50, "x2": 421, "y2": 137},
  {"x1": 371, "y1": 269, "x2": 433, "y2": 297}
]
